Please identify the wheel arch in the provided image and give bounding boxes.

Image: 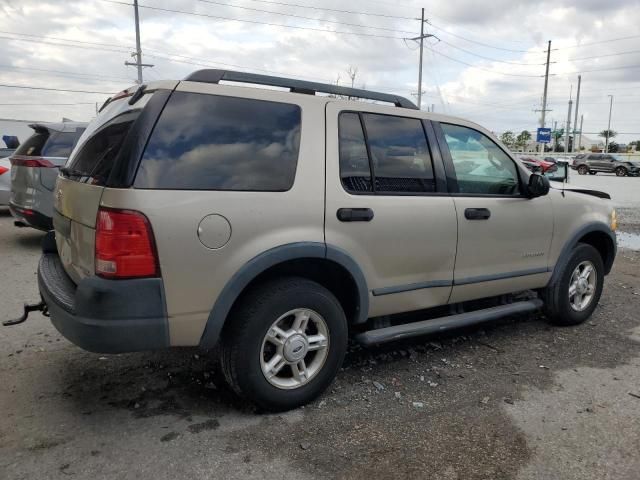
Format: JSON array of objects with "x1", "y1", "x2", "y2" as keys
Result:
[
  {"x1": 549, "y1": 222, "x2": 617, "y2": 285},
  {"x1": 199, "y1": 242, "x2": 369, "y2": 348}
]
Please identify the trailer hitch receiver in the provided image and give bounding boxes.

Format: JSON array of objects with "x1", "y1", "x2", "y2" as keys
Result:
[{"x1": 3, "y1": 301, "x2": 48, "y2": 326}]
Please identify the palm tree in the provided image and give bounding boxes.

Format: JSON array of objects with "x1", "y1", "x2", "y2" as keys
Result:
[{"x1": 599, "y1": 130, "x2": 617, "y2": 152}]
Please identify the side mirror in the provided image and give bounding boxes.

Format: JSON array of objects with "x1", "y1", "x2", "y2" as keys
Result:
[{"x1": 527, "y1": 173, "x2": 550, "y2": 198}]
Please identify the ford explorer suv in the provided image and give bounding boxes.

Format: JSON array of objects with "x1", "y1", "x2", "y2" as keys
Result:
[
  {"x1": 10, "y1": 121, "x2": 86, "y2": 230},
  {"x1": 572, "y1": 153, "x2": 640, "y2": 177},
  {"x1": 26, "y1": 71, "x2": 616, "y2": 411}
]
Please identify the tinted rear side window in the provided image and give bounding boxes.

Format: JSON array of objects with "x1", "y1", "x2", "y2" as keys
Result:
[
  {"x1": 67, "y1": 110, "x2": 139, "y2": 182},
  {"x1": 134, "y1": 92, "x2": 302, "y2": 191},
  {"x1": 14, "y1": 130, "x2": 49, "y2": 156},
  {"x1": 362, "y1": 114, "x2": 435, "y2": 193},
  {"x1": 339, "y1": 113, "x2": 372, "y2": 192}
]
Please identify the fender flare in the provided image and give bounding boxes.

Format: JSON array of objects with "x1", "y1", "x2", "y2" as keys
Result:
[
  {"x1": 548, "y1": 222, "x2": 617, "y2": 286},
  {"x1": 198, "y1": 242, "x2": 369, "y2": 348}
]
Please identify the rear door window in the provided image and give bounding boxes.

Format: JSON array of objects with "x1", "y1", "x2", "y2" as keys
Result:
[
  {"x1": 134, "y1": 92, "x2": 302, "y2": 191},
  {"x1": 338, "y1": 111, "x2": 436, "y2": 194}
]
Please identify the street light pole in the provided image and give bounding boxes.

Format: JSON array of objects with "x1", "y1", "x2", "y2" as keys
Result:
[{"x1": 605, "y1": 95, "x2": 614, "y2": 153}]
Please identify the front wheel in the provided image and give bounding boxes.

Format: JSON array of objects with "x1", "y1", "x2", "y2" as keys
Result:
[
  {"x1": 542, "y1": 243, "x2": 604, "y2": 326},
  {"x1": 220, "y1": 277, "x2": 347, "y2": 411},
  {"x1": 577, "y1": 165, "x2": 589, "y2": 175},
  {"x1": 615, "y1": 166, "x2": 628, "y2": 177}
]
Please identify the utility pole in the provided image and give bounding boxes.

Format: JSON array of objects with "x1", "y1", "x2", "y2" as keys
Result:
[
  {"x1": 605, "y1": 95, "x2": 614, "y2": 153},
  {"x1": 564, "y1": 86, "x2": 573, "y2": 154},
  {"x1": 572, "y1": 75, "x2": 581, "y2": 152},
  {"x1": 125, "y1": 0, "x2": 153, "y2": 84},
  {"x1": 538, "y1": 40, "x2": 552, "y2": 153},
  {"x1": 410, "y1": 8, "x2": 436, "y2": 110},
  {"x1": 577, "y1": 114, "x2": 584, "y2": 152},
  {"x1": 552, "y1": 120, "x2": 558, "y2": 151}
]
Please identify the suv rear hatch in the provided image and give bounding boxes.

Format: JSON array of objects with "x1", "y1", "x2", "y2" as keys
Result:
[
  {"x1": 53, "y1": 81, "x2": 177, "y2": 284},
  {"x1": 10, "y1": 123, "x2": 86, "y2": 218}
]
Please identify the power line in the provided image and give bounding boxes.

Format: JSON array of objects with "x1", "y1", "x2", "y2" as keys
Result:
[
  {"x1": 437, "y1": 38, "x2": 545, "y2": 66},
  {"x1": 555, "y1": 34, "x2": 640, "y2": 50},
  {"x1": 426, "y1": 45, "x2": 543, "y2": 77},
  {"x1": 0, "y1": 102, "x2": 95, "y2": 106},
  {"x1": 0, "y1": 30, "x2": 132, "y2": 50},
  {"x1": 427, "y1": 21, "x2": 540, "y2": 53},
  {"x1": 0, "y1": 83, "x2": 111, "y2": 94},
  {"x1": 0, "y1": 33, "x2": 130, "y2": 54},
  {"x1": 100, "y1": 0, "x2": 407, "y2": 40},
  {"x1": 196, "y1": 0, "x2": 418, "y2": 34},
  {"x1": 236, "y1": 0, "x2": 415, "y2": 20},
  {"x1": 0, "y1": 63, "x2": 132, "y2": 82},
  {"x1": 566, "y1": 49, "x2": 640, "y2": 62}
]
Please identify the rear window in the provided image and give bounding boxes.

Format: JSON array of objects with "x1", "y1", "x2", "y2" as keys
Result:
[
  {"x1": 66, "y1": 111, "x2": 139, "y2": 182},
  {"x1": 134, "y1": 92, "x2": 302, "y2": 191},
  {"x1": 43, "y1": 132, "x2": 79, "y2": 157},
  {"x1": 14, "y1": 130, "x2": 49, "y2": 157},
  {"x1": 14, "y1": 129, "x2": 82, "y2": 158}
]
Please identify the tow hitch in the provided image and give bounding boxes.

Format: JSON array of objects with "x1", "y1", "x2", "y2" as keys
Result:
[{"x1": 3, "y1": 301, "x2": 48, "y2": 326}]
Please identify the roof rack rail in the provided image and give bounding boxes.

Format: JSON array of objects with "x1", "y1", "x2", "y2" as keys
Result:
[{"x1": 183, "y1": 69, "x2": 418, "y2": 110}]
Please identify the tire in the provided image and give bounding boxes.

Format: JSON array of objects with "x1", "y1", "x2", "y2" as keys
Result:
[
  {"x1": 615, "y1": 166, "x2": 627, "y2": 177},
  {"x1": 577, "y1": 165, "x2": 589, "y2": 175},
  {"x1": 589, "y1": 171, "x2": 597, "y2": 175},
  {"x1": 220, "y1": 277, "x2": 348, "y2": 411},
  {"x1": 542, "y1": 243, "x2": 604, "y2": 326}
]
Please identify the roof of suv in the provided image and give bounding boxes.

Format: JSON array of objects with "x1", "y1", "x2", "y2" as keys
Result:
[{"x1": 183, "y1": 69, "x2": 419, "y2": 110}]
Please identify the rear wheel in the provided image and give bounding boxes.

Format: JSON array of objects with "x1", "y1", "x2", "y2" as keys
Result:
[
  {"x1": 220, "y1": 277, "x2": 347, "y2": 411},
  {"x1": 577, "y1": 165, "x2": 589, "y2": 175},
  {"x1": 615, "y1": 166, "x2": 628, "y2": 177},
  {"x1": 542, "y1": 243, "x2": 604, "y2": 326}
]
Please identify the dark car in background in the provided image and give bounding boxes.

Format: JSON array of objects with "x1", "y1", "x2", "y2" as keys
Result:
[
  {"x1": 572, "y1": 153, "x2": 640, "y2": 177},
  {"x1": 10, "y1": 122, "x2": 86, "y2": 230}
]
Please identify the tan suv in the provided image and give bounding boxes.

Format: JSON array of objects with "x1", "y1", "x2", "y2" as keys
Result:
[{"x1": 30, "y1": 70, "x2": 617, "y2": 411}]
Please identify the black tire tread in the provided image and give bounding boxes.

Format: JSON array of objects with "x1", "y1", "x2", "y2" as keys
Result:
[
  {"x1": 220, "y1": 276, "x2": 346, "y2": 410},
  {"x1": 542, "y1": 243, "x2": 604, "y2": 326}
]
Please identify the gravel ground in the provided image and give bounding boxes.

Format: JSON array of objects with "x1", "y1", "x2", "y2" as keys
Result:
[{"x1": 1, "y1": 175, "x2": 639, "y2": 479}]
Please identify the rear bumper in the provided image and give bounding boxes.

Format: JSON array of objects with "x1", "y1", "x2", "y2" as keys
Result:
[
  {"x1": 38, "y1": 241, "x2": 169, "y2": 353},
  {"x1": 9, "y1": 202, "x2": 52, "y2": 231}
]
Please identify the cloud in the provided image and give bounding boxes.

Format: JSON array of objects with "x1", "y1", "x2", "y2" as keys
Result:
[{"x1": 0, "y1": 0, "x2": 638, "y2": 143}]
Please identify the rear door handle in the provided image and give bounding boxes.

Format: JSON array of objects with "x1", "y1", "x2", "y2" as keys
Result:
[
  {"x1": 337, "y1": 208, "x2": 374, "y2": 222},
  {"x1": 464, "y1": 208, "x2": 491, "y2": 220}
]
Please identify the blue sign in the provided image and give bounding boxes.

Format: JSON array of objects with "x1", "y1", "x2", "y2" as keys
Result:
[{"x1": 536, "y1": 128, "x2": 552, "y2": 144}]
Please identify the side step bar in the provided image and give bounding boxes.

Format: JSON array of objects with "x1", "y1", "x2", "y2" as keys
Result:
[{"x1": 354, "y1": 299, "x2": 543, "y2": 346}]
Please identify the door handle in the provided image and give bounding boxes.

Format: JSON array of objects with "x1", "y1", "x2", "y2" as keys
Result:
[
  {"x1": 337, "y1": 208, "x2": 374, "y2": 222},
  {"x1": 465, "y1": 208, "x2": 491, "y2": 220}
]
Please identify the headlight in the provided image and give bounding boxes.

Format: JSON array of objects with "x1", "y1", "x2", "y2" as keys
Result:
[{"x1": 611, "y1": 209, "x2": 618, "y2": 232}]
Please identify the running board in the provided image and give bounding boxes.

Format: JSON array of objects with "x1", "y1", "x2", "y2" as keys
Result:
[{"x1": 354, "y1": 299, "x2": 544, "y2": 346}]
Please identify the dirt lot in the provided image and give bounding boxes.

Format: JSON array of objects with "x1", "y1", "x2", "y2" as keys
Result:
[{"x1": 1, "y1": 177, "x2": 639, "y2": 480}]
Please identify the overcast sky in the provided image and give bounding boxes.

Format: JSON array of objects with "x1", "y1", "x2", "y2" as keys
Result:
[{"x1": 0, "y1": 0, "x2": 639, "y2": 143}]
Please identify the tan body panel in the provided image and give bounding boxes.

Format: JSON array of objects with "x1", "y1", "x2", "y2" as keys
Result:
[
  {"x1": 324, "y1": 102, "x2": 457, "y2": 318},
  {"x1": 449, "y1": 195, "x2": 554, "y2": 303},
  {"x1": 101, "y1": 82, "x2": 326, "y2": 346},
  {"x1": 53, "y1": 176, "x2": 104, "y2": 283}
]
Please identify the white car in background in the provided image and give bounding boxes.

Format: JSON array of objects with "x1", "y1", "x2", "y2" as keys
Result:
[{"x1": 0, "y1": 157, "x2": 11, "y2": 205}]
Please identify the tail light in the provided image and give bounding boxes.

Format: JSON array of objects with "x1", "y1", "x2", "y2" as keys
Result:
[
  {"x1": 10, "y1": 155, "x2": 55, "y2": 168},
  {"x1": 0, "y1": 165, "x2": 8, "y2": 175},
  {"x1": 95, "y1": 207, "x2": 159, "y2": 279}
]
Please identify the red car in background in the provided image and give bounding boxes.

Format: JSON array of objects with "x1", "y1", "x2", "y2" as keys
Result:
[{"x1": 519, "y1": 156, "x2": 557, "y2": 174}]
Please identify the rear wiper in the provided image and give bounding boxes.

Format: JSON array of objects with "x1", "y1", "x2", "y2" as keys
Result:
[{"x1": 59, "y1": 166, "x2": 85, "y2": 177}]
